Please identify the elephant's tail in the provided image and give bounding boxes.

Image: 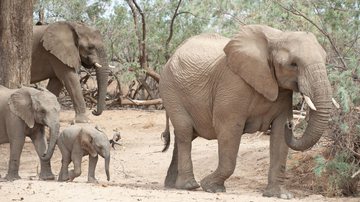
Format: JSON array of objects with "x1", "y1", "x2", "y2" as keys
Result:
[{"x1": 161, "y1": 112, "x2": 170, "y2": 152}]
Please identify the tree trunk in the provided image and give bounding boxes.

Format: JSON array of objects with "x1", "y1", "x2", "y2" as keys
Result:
[{"x1": 0, "y1": 0, "x2": 33, "y2": 88}]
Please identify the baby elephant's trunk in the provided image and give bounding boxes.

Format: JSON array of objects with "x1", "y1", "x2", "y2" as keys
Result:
[{"x1": 105, "y1": 156, "x2": 110, "y2": 181}]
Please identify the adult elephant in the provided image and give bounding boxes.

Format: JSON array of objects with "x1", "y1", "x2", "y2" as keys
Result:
[
  {"x1": 32, "y1": 21, "x2": 110, "y2": 123},
  {"x1": 160, "y1": 25, "x2": 334, "y2": 198},
  {"x1": 0, "y1": 86, "x2": 60, "y2": 181}
]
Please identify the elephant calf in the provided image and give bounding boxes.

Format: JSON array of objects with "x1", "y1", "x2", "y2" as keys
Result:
[{"x1": 57, "y1": 125, "x2": 112, "y2": 183}]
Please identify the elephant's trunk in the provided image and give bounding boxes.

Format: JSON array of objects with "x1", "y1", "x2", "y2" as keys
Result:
[
  {"x1": 285, "y1": 63, "x2": 332, "y2": 151},
  {"x1": 105, "y1": 155, "x2": 110, "y2": 181},
  {"x1": 40, "y1": 122, "x2": 60, "y2": 161},
  {"x1": 92, "y1": 48, "x2": 110, "y2": 116}
]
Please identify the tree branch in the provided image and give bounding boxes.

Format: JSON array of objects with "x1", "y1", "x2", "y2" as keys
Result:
[
  {"x1": 274, "y1": 1, "x2": 348, "y2": 70},
  {"x1": 132, "y1": 0, "x2": 147, "y2": 68},
  {"x1": 165, "y1": 0, "x2": 183, "y2": 60}
]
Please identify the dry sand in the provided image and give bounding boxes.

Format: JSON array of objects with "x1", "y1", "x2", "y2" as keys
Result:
[{"x1": 0, "y1": 109, "x2": 358, "y2": 202}]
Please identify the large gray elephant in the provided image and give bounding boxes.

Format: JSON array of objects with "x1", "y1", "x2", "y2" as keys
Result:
[
  {"x1": 0, "y1": 85, "x2": 60, "y2": 181},
  {"x1": 32, "y1": 21, "x2": 110, "y2": 123},
  {"x1": 160, "y1": 25, "x2": 333, "y2": 198},
  {"x1": 57, "y1": 125, "x2": 110, "y2": 182}
]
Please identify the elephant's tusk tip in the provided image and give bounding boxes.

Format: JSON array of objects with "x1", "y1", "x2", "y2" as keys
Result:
[
  {"x1": 332, "y1": 98, "x2": 340, "y2": 109},
  {"x1": 94, "y1": 63, "x2": 102, "y2": 68},
  {"x1": 303, "y1": 95, "x2": 317, "y2": 111}
]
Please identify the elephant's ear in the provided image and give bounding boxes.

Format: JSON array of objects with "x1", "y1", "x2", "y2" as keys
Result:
[
  {"x1": 8, "y1": 88, "x2": 35, "y2": 128},
  {"x1": 224, "y1": 25, "x2": 281, "y2": 101},
  {"x1": 79, "y1": 130, "x2": 97, "y2": 157},
  {"x1": 41, "y1": 22, "x2": 81, "y2": 69}
]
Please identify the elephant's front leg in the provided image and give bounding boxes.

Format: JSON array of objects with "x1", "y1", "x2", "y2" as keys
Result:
[
  {"x1": 53, "y1": 66, "x2": 89, "y2": 123},
  {"x1": 69, "y1": 152, "x2": 82, "y2": 181},
  {"x1": 29, "y1": 128, "x2": 55, "y2": 180},
  {"x1": 263, "y1": 115, "x2": 293, "y2": 199},
  {"x1": 57, "y1": 140, "x2": 71, "y2": 181},
  {"x1": 200, "y1": 124, "x2": 242, "y2": 193},
  {"x1": 87, "y1": 155, "x2": 98, "y2": 183}
]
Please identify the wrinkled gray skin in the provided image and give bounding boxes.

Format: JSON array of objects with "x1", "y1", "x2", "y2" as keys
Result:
[
  {"x1": 0, "y1": 85, "x2": 60, "y2": 181},
  {"x1": 57, "y1": 125, "x2": 110, "y2": 182},
  {"x1": 32, "y1": 21, "x2": 110, "y2": 123},
  {"x1": 160, "y1": 25, "x2": 332, "y2": 199}
]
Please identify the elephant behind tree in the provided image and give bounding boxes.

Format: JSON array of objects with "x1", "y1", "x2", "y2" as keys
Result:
[
  {"x1": 0, "y1": 85, "x2": 60, "y2": 181},
  {"x1": 160, "y1": 25, "x2": 334, "y2": 198},
  {"x1": 57, "y1": 124, "x2": 111, "y2": 182},
  {"x1": 32, "y1": 21, "x2": 110, "y2": 123}
]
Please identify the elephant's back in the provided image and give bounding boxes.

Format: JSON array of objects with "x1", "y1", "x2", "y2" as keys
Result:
[{"x1": 161, "y1": 33, "x2": 230, "y2": 93}]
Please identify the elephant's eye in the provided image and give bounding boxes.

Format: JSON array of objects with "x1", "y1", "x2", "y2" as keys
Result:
[{"x1": 290, "y1": 62, "x2": 298, "y2": 68}]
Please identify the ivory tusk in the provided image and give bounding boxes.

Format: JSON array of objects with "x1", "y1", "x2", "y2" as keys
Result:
[
  {"x1": 94, "y1": 63, "x2": 102, "y2": 68},
  {"x1": 304, "y1": 95, "x2": 317, "y2": 111},
  {"x1": 109, "y1": 65, "x2": 115, "y2": 68},
  {"x1": 332, "y1": 98, "x2": 340, "y2": 109}
]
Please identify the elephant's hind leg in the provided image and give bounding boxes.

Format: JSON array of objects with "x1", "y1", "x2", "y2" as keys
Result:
[
  {"x1": 200, "y1": 124, "x2": 243, "y2": 193},
  {"x1": 165, "y1": 135, "x2": 198, "y2": 189},
  {"x1": 5, "y1": 120, "x2": 25, "y2": 181},
  {"x1": 165, "y1": 112, "x2": 199, "y2": 190},
  {"x1": 164, "y1": 139, "x2": 178, "y2": 188}
]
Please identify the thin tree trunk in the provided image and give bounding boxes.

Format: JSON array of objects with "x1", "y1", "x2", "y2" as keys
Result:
[{"x1": 0, "y1": 0, "x2": 33, "y2": 88}]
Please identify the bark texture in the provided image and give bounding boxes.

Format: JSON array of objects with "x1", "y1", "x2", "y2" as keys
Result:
[{"x1": 0, "y1": 0, "x2": 33, "y2": 88}]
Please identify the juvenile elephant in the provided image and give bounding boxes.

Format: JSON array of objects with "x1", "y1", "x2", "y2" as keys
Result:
[
  {"x1": 57, "y1": 125, "x2": 111, "y2": 182},
  {"x1": 160, "y1": 25, "x2": 334, "y2": 198},
  {"x1": 32, "y1": 21, "x2": 110, "y2": 123},
  {"x1": 0, "y1": 86, "x2": 60, "y2": 181}
]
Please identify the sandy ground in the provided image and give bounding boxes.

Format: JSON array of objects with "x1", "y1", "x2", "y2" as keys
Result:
[{"x1": 0, "y1": 109, "x2": 358, "y2": 202}]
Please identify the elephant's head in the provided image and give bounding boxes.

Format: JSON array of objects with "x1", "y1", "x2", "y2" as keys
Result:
[
  {"x1": 8, "y1": 86, "x2": 61, "y2": 161},
  {"x1": 224, "y1": 25, "x2": 332, "y2": 151},
  {"x1": 79, "y1": 128, "x2": 110, "y2": 181},
  {"x1": 41, "y1": 21, "x2": 110, "y2": 116}
]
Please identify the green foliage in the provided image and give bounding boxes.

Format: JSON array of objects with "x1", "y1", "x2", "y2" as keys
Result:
[
  {"x1": 314, "y1": 155, "x2": 326, "y2": 177},
  {"x1": 314, "y1": 151, "x2": 359, "y2": 196}
]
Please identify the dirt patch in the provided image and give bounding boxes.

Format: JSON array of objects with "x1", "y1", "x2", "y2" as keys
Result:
[{"x1": 0, "y1": 109, "x2": 357, "y2": 201}]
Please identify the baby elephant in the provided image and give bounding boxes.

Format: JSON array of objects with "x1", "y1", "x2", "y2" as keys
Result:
[{"x1": 57, "y1": 125, "x2": 111, "y2": 182}]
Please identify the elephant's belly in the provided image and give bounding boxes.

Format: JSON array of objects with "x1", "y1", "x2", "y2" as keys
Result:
[
  {"x1": 193, "y1": 125, "x2": 217, "y2": 140},
  {"x1": 0, "y1": 129, "x2": 9, "y2": 144},
  {"x1": 244, "y1": 118, "x2": 272, "y2": 134}
]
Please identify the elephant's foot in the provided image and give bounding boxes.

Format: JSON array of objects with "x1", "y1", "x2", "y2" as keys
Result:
[
  {"x1": 164, "y1": 170, "x2": 177, "y2": 188},
  {"x1": 175, "y1": 176, "x2": 200, "y2": 190},
  {"x1": 263, "y1": 184, "x2": 294, "y2": 199},
  {"x1": 5, "y1": 173, "x2": 21, "y2": 181},
  {"x1": 200, "y1": 176, "x2": 226, "y2": 193},
  {"x1": 58, "y1": 176, "x2": 69, "y2": 182},
  {"x1": 87, "y1": 176, "x2": 98, "y2": 183},
  {"x1": 74, "y1": 113, "x2": 91, "y2": 123},
  {"x1": 68, "y1": 169, "x2": 81, "y2": 181},
  {"x1": 39, "y1": 172, "x2": 55, "y2": 181},
  {"x1": 58, "y1": 171, "x2": 69, "y2": 182}
]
